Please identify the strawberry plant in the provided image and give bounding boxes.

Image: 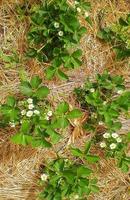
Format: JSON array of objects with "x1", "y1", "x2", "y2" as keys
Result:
[
  {"x1": 74, "y1": 71, "x2": 130, "y2": 172},
  {"x1": 39, "y1": 158, "x2": 99, "y2": 200},
  {"x1": 71, "y1": 141, "x2": 100, "y2": 164},
  {"x1": 0, "y1": 76, "x2": 82, "y2": 148},
  {"x1": 26, "y1": 0, "x2": 91, "y2": 80},
  {"x1": 99, "y1": 131, "x2": 130, "y2": 172},
  {"x1": 74, "y1": 71, "x2": 130, "y2": 133},
  {"x1": 97, "y1": 13, "x2": 130, "y2": 59}
]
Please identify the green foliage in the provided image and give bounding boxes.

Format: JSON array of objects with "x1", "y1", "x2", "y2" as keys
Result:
[
  {"x1": 97, "y1": 13, "x2": 130, "y2": 59},
  {"x1": 0, "y1": 76, "x2": 82, "y2": 148},
  {"x1": 0, "y1": 50, "x2": 19, "y2": 68},
  {"x1": 26, "y1": 0, "x2": 91, "y2": 80},
  {"x1": 100, "y1": 132, "x2": 130, "y2": 172},
  {"x1": 75, "y1": 71, "x2": 130, "y2": 133},
  {"x1": 74, "y1": 71, "x2": 130, "y2": 172},
  {"x1": 39, "y1": 158, "x2": 99, "y2": 200},
  {"x1": 71, "y1": 141, "x2": 100, "y2": 163}
]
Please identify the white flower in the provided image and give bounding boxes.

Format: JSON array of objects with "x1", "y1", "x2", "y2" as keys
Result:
[
  {"x1": 26, "y1": 110, "x2": 33, "y2": 117},
  {"x1": 58, "y1": 31, "x2": 63, "y2": 36},
  {"x1": 34, "y1": 110, "x2": 40, "y2": 115},
  {"x1": 110, "y1": 143, "x2": 117, "y2": 149},
  {"x1": 75, "y1": 1, "x2": 79, "y2": 5},
  {"x1": 116, "y1": 137, "x2": 122, "y2": 143},
  {"x1": 103, "y1": 132, "x2": 111, "y2": 138},
  {"x1": 85, "y1": 11, "x2": 89, "y2": 17},
  {"x1": 41, "y1": 174, "x2": 48, "y2": 181},
  {"x1": 77, "y1": 7, "x2": 81, "y2": 12},
  {"x1": 27, "y1": 98, "x2": 33, "y2": 104},
  {"x1": 54, "y1": 22, "x2": 59, "y2": 28},
  {"x1": 91, "y1": 113, "x2": 97, "y2": 118},
  {"x1": 28, "y1": 104, "x2": 35, "y2": 110},
  {"x1": 99, "y1": 121, "x2": 104, "y2": 125},
  {"x1": 117, "y1": 90, "x2": 123, "y2": 95},
  {"x1": 9, "y1": 122, "x2": 15, "y2": 128},
  {"x1": 21, "y1": 110, "x2": 26, "y2": 116},
  {"x1": 45, "y1": 115, "x2": 49, "y2": 121},
  {"x1": 47, "y1": 111, "x2": 52, "y2": 117},
  {"x1": 90, "y1": 88, "x2": 95, "y2": 93},
  {"x1": 103, "y1": 101, "x2": 107, "y2": 105},
  {"x1": 112, "y1": 133, "x2": 119, "y2": 139},
  {"x1": 100, "y1": 142, "x2": 106, "y2": 148}
]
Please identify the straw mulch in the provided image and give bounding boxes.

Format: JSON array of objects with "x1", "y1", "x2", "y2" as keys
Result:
[{"x1": 0, "y1": 0, "x2": 130, "y2": 199}]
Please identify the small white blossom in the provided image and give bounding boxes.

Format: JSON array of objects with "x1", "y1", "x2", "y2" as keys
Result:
[
  {"x1": 28, "y1": 104, "x2": 35, "y2": 110},
  {"x1": 54, "y1": 22, "x2": 59, "y2": 28},
  {"x1": 21, "y1": 110, "x2": 26, "y2": 116},
  {"x1": 27, "y1": 98, "x2": 33, "y2": 104},
  {"x1": 99, "y1": 121, "x2": 104, "y2": 125},
  {"x1": 47, "y1": 111, "x2": 52, "y2": 117},
  {"x1": 58, "y1": 31, "x2": 63, "y2": 36},
  {"x1": 100, "y1": 142, "x2": 106, "y2": 148},
  {"x1": 26, "y1": 110, "x2": 33, "y2": 117},
  {"x1": 75, "y1": 1, "x2": 79, "y2": 5},
  {"x1": 34, "y1": 110, "x2": 40, "y2": 115},
  {"x1": 112, "y1": 133, "x2": 119, "y2": 139},
  {"x1": 103, "y1": 101, "x2": 107, "y2": 105},
  {"x1": 103, "y1": 132, "x2": 111, "y2": 138},
  {"x1": 77, "y1": 7, "x2": 81, "y2": 12},
  {"x1": 91, "y1": 113, "x2": 97, "y2": 118},
  {"x1": 85, "y1": 11, "x2": 89, "y2": 17},
  {"x1": 116, "y1": 137, "x2": 122, "y2": 143},
  {"x1": 110, "y1": 143, "x2": 117, "y2": 149},
  {"x1": 90, "y1": 88, "x2": 95, "y2": 93},
  {"x1": 45, "y1": 115, "x2": 50, "y2": 121},
  {"x1": 41, "y1": 174, "x2": 48, "y2": 181},
  {"x1": 9, "y1": 122, "x2": 15, "y2": 128},
  {"x1": 117, "y1": 90, "x2": 123, "y2": 95}
]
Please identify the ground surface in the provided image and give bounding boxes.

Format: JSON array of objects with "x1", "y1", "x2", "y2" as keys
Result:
[{"x1": 0, "y1": 0, "x2": 130, "y2": 200}]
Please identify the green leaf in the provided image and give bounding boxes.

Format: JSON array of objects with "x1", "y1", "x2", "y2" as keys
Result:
[
  {"x1": 57, "y1": 69, "x2": 68, "y2": 81},
  {"x1": 31, "y1": 138, "x2": 52, "y2": 148},
  {"x1": 53, "y1": 117, "x2": 69, "y2": 129},
  {"x1": 36, "y1": 86, "x2": 50, "y2": 99},
  {"x1": 121, "y1": 162, "x2": 129, "y2": 173},
  {"x1": 45, "y1": 66, "x2": 56, "y2": 80},
  {"x1": 90, "y1": 185, "x2": 100, "y2": 193},
  {"x1": 71, "y1": 148, "x2": 83, "y2": 157},
  {"x1": 53, "y1": 159, "x2": 65, "y2": 172},
  {"x1": 20, "y1": 81, "x2": 33, "y2": 96},
  {"x1": 127, "y1": 132, "x2": 130, "y2": 142},
  {"x1": 20, "y1": 120, "x2": 30, "y2": 134},
  {"x1": 84, "y1": 141, "x2": 91, "y2": 154},
  {"x1": 30, "y1": 75, "x2": 42, "y2": 89},
  {"x1": 67, "y1": 109, "x2": 82, "y2": 119},
  {"x1": 85, "y1": 155, "x2": 100, "y2": 163},
  {"x1": 63, "y1": 170, "x2": 75, "y2": 184},
  {"x1": 72, "y1": 49, "x2": 82, "y2": 58},
  {"x1": 56, "y1": 102, "x2": 69, "y2": 114},
  {"x1": 46, "y1": 128, "x2": 61, "y2": 144},
  {"x1": 112, "y1": 121, "x2": 122, "y2": 131},
  {"x1": 77, "y1": 166, "x2": 92, "y2": 177},
  {"x1": 11, "y1": 133, "x2": 33, "y2": 146},
  {"x1": 6, "y1": 96, "x2": 16, "y2": 107}
]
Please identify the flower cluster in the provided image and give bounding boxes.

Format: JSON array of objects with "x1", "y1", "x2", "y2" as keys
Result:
[
  {"x1": 100, "y1": 132, "x2": 122, "y2": 150},
  {"x1": 21, "y1": 98, "x2": 40, "y2": 118},
  {"x1": 74, "y1": 1, "x2": 91, "y2": 18}
]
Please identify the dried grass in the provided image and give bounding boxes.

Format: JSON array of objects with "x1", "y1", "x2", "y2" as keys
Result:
[{"x1": 0, "y1": 0, "x2": 130, "y2": 199}]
